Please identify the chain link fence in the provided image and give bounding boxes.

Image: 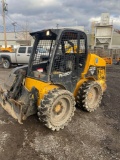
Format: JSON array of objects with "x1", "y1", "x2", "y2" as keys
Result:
[{"x1": 89, "y1": 48, "x2": 120, "y2": 59}]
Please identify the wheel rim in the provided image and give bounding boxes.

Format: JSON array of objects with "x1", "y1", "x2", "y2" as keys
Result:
[
  {"x1": 50, "y1": 95, "x2": 72, "y2": 126},
  {"x1": 87, "y1": 86, "x2": 99, "y2": 109},
  {"x1": 3, "y1": 60, "x2": 9, "y2": 68}
]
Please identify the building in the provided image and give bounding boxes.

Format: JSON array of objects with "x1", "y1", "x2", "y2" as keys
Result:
[
  {"x1": 90, "y1": 13, "x2": 120, "y2": 50},
  {"x1": 0, "y1": 31, "x2": 32, "y2": 49},
  {"x1": 111, "y1": 32, "x2": 120, "y2": 49},
  {"x1": 94, "y1": 13, "x2": 113, "y2": 49}
]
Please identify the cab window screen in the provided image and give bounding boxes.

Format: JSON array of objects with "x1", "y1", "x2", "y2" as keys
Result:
[
  {"x1": 33, "y1": 40, "x2": 55, "y2": 65},
  {"x1": 58, "y1": 32, "x2": 78, "y2": 54},
  {"x1": 52, "y1": 32, "x2": 78, "y2": 73}
]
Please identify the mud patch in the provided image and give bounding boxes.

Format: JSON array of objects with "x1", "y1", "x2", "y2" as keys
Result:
[
  {"x1": 0, "y1": 65, "x2": 120, "y2": 160},
  {"x1": 0, "y1": 120, "x2": 6, "y2": 125}
]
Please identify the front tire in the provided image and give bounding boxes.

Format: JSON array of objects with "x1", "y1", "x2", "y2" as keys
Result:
[
  {"x1": 2, "y1": 59, "x2": 11, "y2": 69},
  {"x1": 76, "y1": 81, "x2": 103, "y2": 112},
  {"x1": 38, "y1": 89, "x2": 76, "y2": 131}
]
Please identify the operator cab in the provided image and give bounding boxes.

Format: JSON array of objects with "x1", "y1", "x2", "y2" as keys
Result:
[{"x1": 29, "y1": 29, "x2": 87, "y2": 91}]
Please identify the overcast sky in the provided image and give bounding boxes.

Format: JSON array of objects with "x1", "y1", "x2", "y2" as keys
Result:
[{"x1": 0, "y1": 0, "x2": 120, "y2": 32}]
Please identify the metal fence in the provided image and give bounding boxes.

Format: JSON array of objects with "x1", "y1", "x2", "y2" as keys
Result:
[{"x1": 89, "y1": 48, "x2": 120, "y2": 59}]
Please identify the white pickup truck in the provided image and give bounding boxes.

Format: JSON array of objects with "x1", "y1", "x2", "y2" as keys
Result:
[
  {"x1": 0, "y1": 46, "x2": 32, "y2": 69},
  {"x1": 0, "y1": 46, "x2": 50, "y2": 69}
]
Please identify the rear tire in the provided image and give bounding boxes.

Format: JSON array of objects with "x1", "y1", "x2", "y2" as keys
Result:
[
  {"x1": 37, "y1": 89, "x2": 76, "y2": 131},
  {"x1": 2, "y1": 59, "x2": 11, "y2": 69},
  {"x1": 76, "y1": 81, "x2": 103, "y2": 112}
]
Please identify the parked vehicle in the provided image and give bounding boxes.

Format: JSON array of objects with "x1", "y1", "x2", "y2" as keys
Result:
[{"x1": 0, "y1": 46, "x2": 32, "y2": 68}]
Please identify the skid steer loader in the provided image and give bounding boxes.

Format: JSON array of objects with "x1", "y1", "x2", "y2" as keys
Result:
[{"x1": 0, "y1": 28, "x2": 107, "y2": 131}]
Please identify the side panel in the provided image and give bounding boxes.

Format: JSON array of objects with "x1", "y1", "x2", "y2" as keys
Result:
[
  {"x1": 9, "y1": 53, "x2": 17, "y2": 63},
  {"x1": 25, "y1": 77, "x2": 59, "y2": 105},
  {"x1": 0, "y1": 53, "x2": 16, "y2": 63},
  {"x1": 81, "y1": 53, "x2": 106, "y2": 92},
  {"x1": 82, "y1": 53, "x2": 106, "y2": 78}
]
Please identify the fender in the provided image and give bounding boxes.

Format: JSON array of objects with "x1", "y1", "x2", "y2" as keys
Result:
[{"x1": 1, "y1": 55, "x2": 11, "y2": 63}]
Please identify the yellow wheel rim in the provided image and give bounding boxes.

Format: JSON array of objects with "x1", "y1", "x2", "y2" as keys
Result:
[
  {"x1": 54, "y1": 104, "x2": 62, "y2": 113},
  {"x1": 87, "y1": 91, "x2": 93, "y2": 101}
]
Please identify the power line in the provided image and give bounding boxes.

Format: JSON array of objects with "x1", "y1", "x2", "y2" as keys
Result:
[
  {"x1": 6, "y1": 14, "x2": 30, "y2": 31},
  {"x1": 6, "y1": 15, "x2": 20, "y2": 31}
]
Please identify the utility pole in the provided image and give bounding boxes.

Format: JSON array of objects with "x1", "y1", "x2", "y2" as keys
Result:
[
  {"x1": 2, "y1": 0, "x2": 8, "y2": 48},
  {"x1": 12, "y1": 22, "x2": 17, "y2": 38},
  {"x1": 56, "y1": 23, "x2": 59, "y2": 29},
  {"x1": 25, "y1": 20, "x2": 28, "y2": 43}
]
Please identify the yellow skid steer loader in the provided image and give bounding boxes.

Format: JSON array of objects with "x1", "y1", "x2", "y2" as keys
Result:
[{"x1": 0, "y1": 28, "x2": 106, "y2": 131}]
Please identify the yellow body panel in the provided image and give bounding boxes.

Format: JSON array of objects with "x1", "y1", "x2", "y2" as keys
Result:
[
  {"x1": 82, "y1": 53, "x2": 106, "y2": 78},
  {"x1": 25, "y1": 78, "x2": 59, "y2": 105},
  {"x1": 74, "y1": 53, "x2": 106, "y2": 97}
]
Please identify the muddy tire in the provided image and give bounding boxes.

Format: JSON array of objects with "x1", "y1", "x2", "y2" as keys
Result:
[
  {"x1": 2, "y1": 58, "x2": 11, "y2": 69},
  {"x1": 76, "y1": 81, "x2": 103, "y2": 112},
  {"x1": 37, "y1": 88, "x2": 76, "y2": 131}
]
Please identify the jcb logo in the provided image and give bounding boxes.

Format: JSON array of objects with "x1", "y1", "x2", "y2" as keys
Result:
[{"x1": 98, "y1": 69, "x2": 105, "y2": 79}]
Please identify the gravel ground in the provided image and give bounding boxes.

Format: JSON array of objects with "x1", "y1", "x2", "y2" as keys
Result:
[{"x1": 0, "y1": 65, "x2": 120, "y2": 160}]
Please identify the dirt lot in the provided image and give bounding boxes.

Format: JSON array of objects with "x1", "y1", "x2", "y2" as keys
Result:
[{"x1": 0, "y1": 65, "x2": 120, "y2": 160}]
